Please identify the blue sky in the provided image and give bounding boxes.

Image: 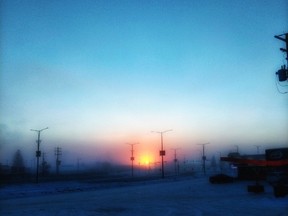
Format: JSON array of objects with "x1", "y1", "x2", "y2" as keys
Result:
[{"x1": 0, "y1": 0, "x2": 287, "y2": 165}]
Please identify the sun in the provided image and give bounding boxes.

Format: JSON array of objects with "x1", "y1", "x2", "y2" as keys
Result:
[{"x1": 140, "y1": 155, "x2": 153, "y2": 165}]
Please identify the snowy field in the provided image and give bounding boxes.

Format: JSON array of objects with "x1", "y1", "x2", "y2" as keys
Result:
[{"x1": 1, "y1": 176, "x2": 287, "y2": 216}]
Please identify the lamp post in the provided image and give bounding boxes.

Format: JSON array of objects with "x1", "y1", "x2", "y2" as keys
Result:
[
  {"x1": 255, "y1": 145, "x2": 261, "y2": 154},
  {"x1": 31, "y1": 127, "x2": 48, "y2": 183},
  {"x1": 171, "y1": 148, "x2": 180, "y2": 176},
  {"x1": 152, "y1": 129, "x2": 172, "y2": 178},
  {"x1": 127, "y1": 143, "x2": 139, "y2": 177},
  {"x1": 197, "y1": 142, "x2": 210, "y2": 175},
  {"x1": 55, "y1": 147, "x2": 62, "y2": 175},
  {"x1": 234, "y1": 145, "x2": 239, "y2": 153}
]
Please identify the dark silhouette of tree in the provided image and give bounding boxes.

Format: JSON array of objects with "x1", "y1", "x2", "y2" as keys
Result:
[{"x1": 11, "y1": 149, "x2": 26, "y2": 174}]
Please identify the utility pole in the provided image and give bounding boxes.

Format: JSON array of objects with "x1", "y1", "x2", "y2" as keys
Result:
[
  {"x1": 275, "y1": 33, "x2": 288, "y2": 85},
  {"x1": 275, "y1": 33, "x2": 288, "y2": 66},
  {"x1": 234, "y1": 145, "x2": 239, "y2": 153},
  {"x1": 218, "y1": 152, "x2": 223, "y2": 173},
  {"x1": 77, "y1": 158, "x2": 81, "y2": 173},
  {"x1": 41, "y1": 152, "x2": 46, "y2": 176},
  {"x1": 127, "y1": 143, "x2": 139, "y2": 177},
  {"x1": 31, "y1": 127, "x2": 48, "y2": 183},
  {"x1": 152, "y1": 129, "x2": 172, "y2": 178},
  {"x1": 55, "y1": 147, "x2": 62, "y2": 175},
  {"x1": 171, "y1": 148, "x2": 180, "y2": 176},
  {"x1": 255, "y1": 145, "x2": 261, "y2": 154},
  {"x1": 197, "y1": 143, "x2": 210, "y2": 175}
]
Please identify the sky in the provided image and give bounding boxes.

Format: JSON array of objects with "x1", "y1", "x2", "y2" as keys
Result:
[{"x1": 0, "y1": 0, "x2": 288, "y2": 167}]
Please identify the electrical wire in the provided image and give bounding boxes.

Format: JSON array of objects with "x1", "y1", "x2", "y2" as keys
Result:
[
  {"x1": 277, "y1": 78, "x2": 288, "y2": 87},
  {"x1": 275, "y1": 74, "x2": 288, "y2": 94}
]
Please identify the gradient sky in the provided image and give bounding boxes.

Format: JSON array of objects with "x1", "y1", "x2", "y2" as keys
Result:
[{"x1": 1, "y1": 0, "x2": 287, "y2": 166}]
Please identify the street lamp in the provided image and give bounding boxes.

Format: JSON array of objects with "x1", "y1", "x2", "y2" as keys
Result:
[
  {"x1": 234, "y1": 145, "x2": 239, "y2": 153},
  {"x1": 197, "y1": 142, "x2": 210, "y2": 175},
  {"x1": 55, "y1": 147, "x2": 62, "y2": 175},
  {"x1": 171, "y1": 148, "x2": 180, "y2": 176},
  {"x1": 127, "y1": 143, "x2": 139, "y2": 177},
  {"x1": 255, "y1": 145, "x2": 261, "y2": 154},
  {"x1": 151, "y1": 129, "x2": 172, "y2": 178},
  {"x1": 30, "y1": 127, "x2": 48, "y2": 183}
]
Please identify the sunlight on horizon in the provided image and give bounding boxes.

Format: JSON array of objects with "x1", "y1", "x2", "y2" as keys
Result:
[{"x1": 0, "y1": 0, "x2": 287, "y2": 167}]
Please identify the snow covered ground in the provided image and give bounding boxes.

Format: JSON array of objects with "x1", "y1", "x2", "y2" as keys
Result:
[{"x1": 1, "y1": 176, "x2": 287, "y2": 216}]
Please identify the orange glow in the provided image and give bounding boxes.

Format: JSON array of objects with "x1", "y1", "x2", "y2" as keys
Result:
[{"x1": 139, "y1": 154, "x2": 154, "y2": 166}]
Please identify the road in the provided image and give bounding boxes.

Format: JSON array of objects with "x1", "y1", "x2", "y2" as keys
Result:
[{"x1": 1, "y1": 177, "x2": 287, "y2": 216}]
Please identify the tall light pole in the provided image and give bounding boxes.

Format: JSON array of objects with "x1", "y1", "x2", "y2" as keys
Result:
[
  {"x1": 234, "y1": 145, "x2": 239, "y2": 153},
  {"x1": 31, "y1": 127, "x2": 48, "y2": 183},
  {"x1": 55, "y1": 147, "x2": 62, "y2": 175},
  {"x1": 197, "y1": 142, "x2": 210, "y2": 175},
  {"x1": 218, "y1": 152, "x2": 223, "y2": 173},
  {"x1": 127, "y1": 143, "x2": 139, "y2": 177},
  {"x1": 255, "y1": 145, "x2": 261, "y2": 154},
  {"x1": 77, "y1": 158, "x2": 81, "y2": 173},
  {"x1": 171, "y1": 148, "x2": 180, "y2": 176},
  {"x1": 152, "y1": 129, "x2": 172, "y2": 178}
]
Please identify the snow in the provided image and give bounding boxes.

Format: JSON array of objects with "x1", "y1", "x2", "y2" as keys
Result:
[{"x1": 1, "y1": 176, "x2": 287, "y2": 216}]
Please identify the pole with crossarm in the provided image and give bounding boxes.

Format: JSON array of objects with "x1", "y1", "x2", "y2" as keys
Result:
[
  {"x1": 152, "y1": 129, "x2": 172, "y2": 178},
  {"x1": 31, "y1": 127, "x2": 48, "y2": 183},
  {"x1": 127, "y1": 143, "x2": 139, "y2": 177}
]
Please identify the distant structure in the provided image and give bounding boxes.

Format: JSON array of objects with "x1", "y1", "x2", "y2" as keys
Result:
[
  {"x1": 171, "y1": 148, "x2": 180, "y2": 176},
  {"x1": 255, "y1": 145, "x2": 261, "y2": 154},
  {"x1": 197, "y1": 143, "x2": 210, "y2": 175},
  {"x1": 275, "y1": 33, "x2": 288, "y2": 93},
  {"x1": 55, "y1": 147, "x2": 62, "y2": 175},
  {"x1": 41, "y1": 152, "x2": 50, "y2": 176},
  {"x1": 77, "y1": 158, "x2": 81, "y2": 173},
  {"x1": 234, "y1": 145, "x2": 239, "y2": 153},
  {"x1": 30, "y1": 127, "x2": 48, "y2": 183},
  {"x1": 127, "y1": 143, "x2": 139, "y2": 177}
]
